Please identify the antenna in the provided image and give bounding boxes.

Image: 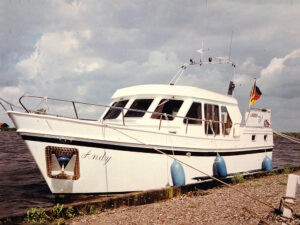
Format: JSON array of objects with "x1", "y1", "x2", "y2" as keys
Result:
[
  {"x1": 228, "y1": 30, "x2": 234, "y2": 61},
  {"x1": 227, "y1": 30, "x2": 236, "y2": 96},
  {"x1": 197, "y1": 41, "x2": 204, "y2": 63}
]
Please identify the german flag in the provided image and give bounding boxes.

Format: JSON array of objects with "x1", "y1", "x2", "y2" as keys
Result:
[{"x1": 249, "y1": 79, "x2": 262, "y2": 106}]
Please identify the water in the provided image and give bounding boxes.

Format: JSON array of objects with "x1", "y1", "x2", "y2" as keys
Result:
[
  {"x1": 0, "y1": 131, "x2": 299, "y2": 218},
  {"x1": 0, "y1": 132, "x2": 53, "y2": 218}
]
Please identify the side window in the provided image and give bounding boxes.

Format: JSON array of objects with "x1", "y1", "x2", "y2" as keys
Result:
[
  {"x1": 151, "y1": 99, "x2": 183, "y2": 121},
  {"x1": 204, "y1": 104, "x2": 220, "y2": 135},
  {"x1": 221, "y1": 106, "x2": 232, "y2": 135},
  {"x1": 184, "y1": 102, "x2": 202, "y2": 124},
  {"x1": 103, "y1": 100, "x2": 128, "y2": 120},
  {"x1": 125, "y1": 99, "x2": 153, "y2": 117}
]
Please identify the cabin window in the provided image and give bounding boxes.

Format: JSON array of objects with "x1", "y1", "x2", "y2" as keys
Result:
[
  {"x1": 103, "y1": 100, "x2": 129, "y2": 120},
  {"x1": 204, "y1": 104, "x2": 220, "y2": 135},
  {"x1": 125, "y1": 99, "x2": 153, "y2": 117},
  {"x1": 184, "y1": 102, "x2": 202, "y2": 124},
  {"x1": 151, "y1": 99, "x2": 183, "y2": 120},
  {"x1": 221, "y1": 106, "x2": 232, "y2": 135},
  {"x1": 252, "y1": 134, "x2": 256, "y2": 141}
]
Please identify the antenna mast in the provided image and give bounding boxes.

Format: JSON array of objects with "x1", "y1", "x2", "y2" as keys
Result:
[{"x1": 228, "y1": 30, "x2": 234, "y2": 61}]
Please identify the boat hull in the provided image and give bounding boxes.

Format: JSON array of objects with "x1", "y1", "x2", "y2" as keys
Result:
[
  {"x1": 8, "y1": 111, "x2": 273, "y2": 194},
  {"x1": 22, "y1": 134, "x2": 272, "y2": 194}
]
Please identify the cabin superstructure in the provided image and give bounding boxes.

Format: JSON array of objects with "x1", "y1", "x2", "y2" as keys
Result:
[{"x1": 102, "y1": 84, "x2": 241, "y2": 137}]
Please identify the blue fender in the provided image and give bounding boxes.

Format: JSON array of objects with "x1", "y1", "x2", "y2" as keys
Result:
[
  {"x1": 171, "y1": 160, "x2": 185, "y2": 186},
  {"x1": 214, "y1": 153, "x2": 227, "y2": 178},
  {"x1": 262, "y1": 155, "x2": 273, "y2": 171}
]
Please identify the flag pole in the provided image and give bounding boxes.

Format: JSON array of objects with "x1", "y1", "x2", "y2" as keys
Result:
[
  {"x1": 245, "y1": 78, "x2": 256, "y2": 125},
  {"x1": 249, "y1": 78, "x2": 256, "y2": 109}
]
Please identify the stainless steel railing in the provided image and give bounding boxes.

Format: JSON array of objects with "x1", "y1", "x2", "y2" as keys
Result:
[{"x1": 17, "y1": 95, "x2": 231, "y2": 135}]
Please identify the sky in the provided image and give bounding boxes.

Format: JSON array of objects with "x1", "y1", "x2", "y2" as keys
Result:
[{"x1": 0, "y1": 0, "x2": 299, "y2": 131}]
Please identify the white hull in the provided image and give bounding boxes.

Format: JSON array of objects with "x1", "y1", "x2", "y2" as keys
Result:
[
  {"x1": 9, "y1": 111, "x2": 273, "y2": 194},
  {"x1": 27, "y1": 139, "x2": 272, "y2": 194}
]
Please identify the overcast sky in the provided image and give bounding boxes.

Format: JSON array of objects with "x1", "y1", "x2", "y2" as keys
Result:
[{"x1": 0, "y1": 0, "x2": 299, "y2": 131}]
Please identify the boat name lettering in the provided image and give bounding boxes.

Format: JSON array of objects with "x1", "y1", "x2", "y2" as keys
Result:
[{"x1": 81, "y1": 150, "x2": 112, "y2": 165}]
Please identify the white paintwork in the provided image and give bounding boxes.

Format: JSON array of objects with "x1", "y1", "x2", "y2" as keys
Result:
[
  {"x1": 112, "y1": 84, "x2": 237, "y2": 105},
  {"x1": 7, "y1": 83, "x2": 274, "y2": 194}
]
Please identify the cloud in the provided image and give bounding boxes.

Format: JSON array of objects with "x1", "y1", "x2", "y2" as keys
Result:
[
  {"x1": 259, "y1": 48, "x2": 300, "y2": 98},
  {"x1": 1, "y1": 0, "x2": 300, "y2": 131},
  {"x1": 15, "y1": 30, "x2": 106, "y2": 98},
  {"x1": 0, "y1": 86, "x2": 23, "y2": 104},
  {"x1": 16, "y1": 31, "x2": 82, "y2": 77},
  {"x1": 74, "y1": 60, "x2": 102, "y2": 74},
  {"x1": 261, "y1": 57, "x2": 285, "y2": 77},
  {"x1": 261, "y1": 49, "x2": 300, "y2": 77}
]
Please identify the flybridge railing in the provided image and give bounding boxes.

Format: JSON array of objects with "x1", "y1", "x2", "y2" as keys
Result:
[{"x1": 17, "y1": 95, "x2": 231, "y2": 135}]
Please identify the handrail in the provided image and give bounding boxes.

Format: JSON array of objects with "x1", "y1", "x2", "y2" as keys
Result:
[
  {"x1": 72, "y1": 101, "x2": 79, "y2": 119},
  {"x1": 121, "y1": 109, "x2": 125, "y2": 126},
  {"x1": 0, "y1": 97, "x2": 22, "y2": 111},
  {"x1": 185, "y1": 118, "x2": 189, "y2": 134},
  {"x1": 18, "y1": 95, "x2": 233, "y2": 134},
  {"x1": 19, "y1": 95, "x2": 110, "y2": 113},
  {"x1": 0, "y1": 101, "x2": 7, "y2": 111}
]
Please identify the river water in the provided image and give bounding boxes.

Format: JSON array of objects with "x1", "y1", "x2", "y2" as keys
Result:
[{"x1": 0, "y1": 131, "x2": 299, "y2": 218}]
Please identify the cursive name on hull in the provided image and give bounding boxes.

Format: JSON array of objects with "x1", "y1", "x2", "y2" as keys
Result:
[{"x1": 81, "y1": 150, "x2": 112, "y2": 165}]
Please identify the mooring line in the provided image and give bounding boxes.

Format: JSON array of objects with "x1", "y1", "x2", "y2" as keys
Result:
[
  {"x1": 106, "y1": 124, "x2": 276, "y2": 212},
  {"x1": 273, "y1": 131, "x2": 300, "y2": 144}
]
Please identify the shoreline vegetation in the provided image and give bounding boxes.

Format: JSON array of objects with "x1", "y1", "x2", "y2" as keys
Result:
[
  {"x1": 0, "y1": 128, "x2": 16, "y2": 131},
  {"x1": 1, "y1": 168, "x2": 300, "y2": 225}
]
